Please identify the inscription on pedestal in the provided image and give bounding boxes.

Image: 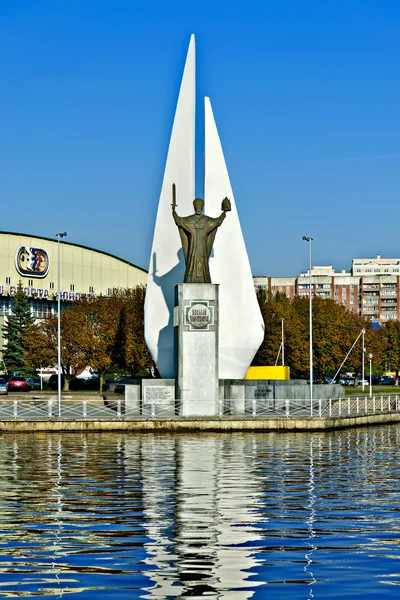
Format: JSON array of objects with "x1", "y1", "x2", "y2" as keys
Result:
[{"x1": 143, "y1": 385, "x2": 174, "y2": 404}]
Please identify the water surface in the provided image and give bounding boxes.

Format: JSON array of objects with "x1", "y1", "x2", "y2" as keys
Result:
[{"x1": 0, "y1": 427, "x2": 399, "y2": 598}]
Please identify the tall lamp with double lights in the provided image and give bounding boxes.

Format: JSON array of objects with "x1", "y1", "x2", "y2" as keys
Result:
[
  {"x1": 56, "y1": 232, "x2": 67, "y2": 417},
  {"x1": 302, "y1": 236, "x2": 313, "y2": 416}
]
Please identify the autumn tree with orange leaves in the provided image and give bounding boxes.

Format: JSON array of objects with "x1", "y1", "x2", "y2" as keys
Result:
[
  {"x1": 254, "y1": 291, "x2": 388, "y2": 380},
  {"x1": 113, "y1": 287, "x2": 153, "y2": 376},
  {"x1": 24, "y1": 309, "x2": 87, "y2": 390}
]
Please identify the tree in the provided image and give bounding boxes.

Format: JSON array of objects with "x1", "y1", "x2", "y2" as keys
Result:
[
  {"x1": 113, "y1": 287, "x2": 154, "y2": 376},
  {"x1": 254, "y1": 290, "x2": 385, "y2": 382},
  {"x1": 23, "y1": 285, "x2": 153, "y2": 391},
  {"x1": 253, "y1": 290, "x2": 309, "y2": 377},
  {"x1": 24, "y1": 310, "x2": 87, "y2": 390},
  {"x1": 382, "y1": 320, "x2": 400, "y2": 384},
  {"x1": 23, "y1": 319, "x2": 57, "y2": 374},
  {"x1": 71, "y1": 296, "x2": 121, "y2": 391},
  {"x1": 2, "y1": 284, "x2": 35, "y2": 376}
]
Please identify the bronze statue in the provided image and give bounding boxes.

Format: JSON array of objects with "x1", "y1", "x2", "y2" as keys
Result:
[{"x1": 172, "y1": 184, "x2": 231, "y2": 284}]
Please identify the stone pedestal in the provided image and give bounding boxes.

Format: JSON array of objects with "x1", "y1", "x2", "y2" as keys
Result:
[
  {"x1": 125, "y1": 384, "x2": 140, "y2": 416},
  {"x1": 175, "y1": 284, "x2": 219, "y2": 416}
]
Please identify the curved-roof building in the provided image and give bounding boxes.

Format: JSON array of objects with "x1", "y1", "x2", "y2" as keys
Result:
[{"x1": 0, "y1": 231, "x2": 147, "y2": 324}]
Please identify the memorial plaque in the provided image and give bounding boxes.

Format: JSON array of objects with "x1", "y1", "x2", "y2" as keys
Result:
[{"x1": 143, "y1": 385, "x2": 175, "y2": 405}]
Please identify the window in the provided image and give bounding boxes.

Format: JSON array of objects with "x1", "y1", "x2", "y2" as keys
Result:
[
  {"x1": 28, "y1": 279, "x2": 33, "y2": 286},
  {"x1": 70, "y1": 284, "x2": 74, "y2": 291},
  {"x1": 5, "y1": 277, "x2": 10, "y2": 284},
  {"x1": 374, "y1": 268, "x2": 380, "y2": 272},
  {"x1": 384, "y1": 269, "x2": 389, "y2": 273},
  {"x1": 50, "y1": 282, "x2": 55, "y2": 290},
  {"x1": 366, "y1": 268, "x2": 372, "y2": 273},
  {"x1": 356, "y1": 269, "x2": 361, "y2": 273},
  {"x1": 107, "y1": 288, "x2": 113, "y2": 295},
  {"x1": 394, "y1": 268, "x2": 399, "y2": 273},
  {"x1": 89, "y1": 286, "x2": 94, "y2": 293}
]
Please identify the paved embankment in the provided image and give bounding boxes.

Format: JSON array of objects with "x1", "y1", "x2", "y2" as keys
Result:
[{"x1": 1, "y1": 411, "x2": 400, "y2": 432}]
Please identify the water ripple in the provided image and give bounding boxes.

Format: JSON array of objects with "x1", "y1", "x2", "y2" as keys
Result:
[{"x1": 0, "y1": 428, "x2": 399, "y2": 597}]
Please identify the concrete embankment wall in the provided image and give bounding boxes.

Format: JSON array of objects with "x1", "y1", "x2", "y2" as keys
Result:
[{"x1": 1, "y1": 411, "x2": 400, "y2": 433}]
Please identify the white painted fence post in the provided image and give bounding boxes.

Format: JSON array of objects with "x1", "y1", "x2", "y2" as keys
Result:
[
  {"x1": 117, "y1": 399, "x2": 121, "y2": 418},
  {"x1": 252, "y1": 399, "x2": 256, "y2": 417},
  {"x1": 13, "y1": 400, "x2": 18, "y2": 418},
  {"x1": 83, "y1": 400, "x2": 87, "y2": 418},
  {"x1": 48, "y1": 399, "x2": 53, "y2": 418},
  {"x1": 219, "y1": 399, "x2": 223, "y2": 417},
  {"x1": 285, "y1": 399, "x2": 289, "y2": 417},
  {"x1": 329, "y1": 398, "x2": 332, "y2": 417},
  {"x1": 356, "y1": 397, "x2": 359, "y2": 414}
]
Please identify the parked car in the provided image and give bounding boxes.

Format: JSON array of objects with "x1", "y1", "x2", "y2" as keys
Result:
[
  {"x1": 83, "y1": 376, "x2": 100, "y2": 390},
  {"x1": 339, "y1": 377, "x2": 354, "y2": 386},
  {"x1": 48, "y1": 374, "x2": 84, "y2": 390},
  {"x1": 379, "y1": 376, "x2": 396, "y2": 386},
  {"x1": 0, "y1": 378, "x2": 8, "y2": 395},
  {"x1": 7, "y1": 376, "x2": 29, "y2": 391},
  {"x1": 370, "y1": 375, "x2": 382, "y2": 386},
  {"x1": 26, "y1": 377, "x2": 41, "y2": 391}
]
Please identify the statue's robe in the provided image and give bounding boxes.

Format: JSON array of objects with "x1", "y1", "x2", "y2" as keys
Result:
[{"x1": 173, "y1": 211, "x2": 226, "y2": 283}]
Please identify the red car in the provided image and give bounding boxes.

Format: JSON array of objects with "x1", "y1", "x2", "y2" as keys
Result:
[{"x1": 7, "y1": 376, "x2": 29, "y2": 391}]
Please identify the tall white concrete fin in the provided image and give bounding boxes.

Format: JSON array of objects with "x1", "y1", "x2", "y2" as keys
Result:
[
  {"x1": 144, "y1": 36, "x2": 196, "y2": 378},
  {"x1": 204, "y1": 97, "x2": 264, "y2": 379}
]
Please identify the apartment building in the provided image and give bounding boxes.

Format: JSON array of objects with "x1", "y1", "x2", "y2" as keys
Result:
[{"x1": 254, "y1": 255, "x2": 400, "y2": 324}]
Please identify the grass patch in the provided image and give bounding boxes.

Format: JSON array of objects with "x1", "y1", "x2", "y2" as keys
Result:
[{"x1": 344, "y1": 385, "x2": 400, "y2": 396}]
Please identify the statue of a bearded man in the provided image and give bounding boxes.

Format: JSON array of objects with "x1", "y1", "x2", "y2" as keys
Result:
[{"x1": 172, "y1": 194, "x2": 231, "y2": 284}]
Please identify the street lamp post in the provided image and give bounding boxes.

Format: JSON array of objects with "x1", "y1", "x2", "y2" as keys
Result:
[
  {"x1": 56, "y1": 232, "x2": 67, "y2": 417},
  {"x1": 362, "y1": 329, "x2": 365, "y2": 392},
  {"x1": 302, "y1": 236, "x2": 313, "y2": 416},
  {"x1": 369, "y1": 353, "x2": 373, "y2": 398}
]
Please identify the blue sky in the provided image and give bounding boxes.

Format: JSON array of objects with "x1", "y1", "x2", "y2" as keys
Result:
[{"x1": 1, "y1": 0, "x2": 400, "y2": 276}]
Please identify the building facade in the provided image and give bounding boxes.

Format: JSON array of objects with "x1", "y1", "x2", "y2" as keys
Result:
[
  {"x1": 0, "y1": 231, "x2": 148, "y2": 341},
  {"x1": 254, "y1": 255, "x2": 400, "y2": 325}
]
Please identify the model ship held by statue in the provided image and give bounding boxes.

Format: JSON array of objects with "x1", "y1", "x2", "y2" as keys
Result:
[{"x1": 172, "y1": 183, "x2": 231, "y2": 283}]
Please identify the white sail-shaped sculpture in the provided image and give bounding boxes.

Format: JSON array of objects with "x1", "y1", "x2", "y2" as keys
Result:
[
  {"x1": 144, "y1": 36, "x2": 196, "y2": 378},
  {"x1": 204, "y1": 97, "x2": 264, "y2": 379}
]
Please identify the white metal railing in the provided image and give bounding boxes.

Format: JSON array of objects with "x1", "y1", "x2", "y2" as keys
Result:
[{"x1": 0, "y1": 395, "x2": 398, "y2": 420}]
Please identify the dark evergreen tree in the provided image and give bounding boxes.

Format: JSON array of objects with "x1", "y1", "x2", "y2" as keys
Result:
[{"x1": 2, "y1": 283, "x2": 35, "y2": 376}]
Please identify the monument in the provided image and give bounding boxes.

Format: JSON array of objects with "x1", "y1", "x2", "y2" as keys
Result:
[
  {"x1": 144, "y1": 35, "x2": 264, "y2": 414},
  {"x1": 172, "y1": 190, "x2": 231, "y2": 414}
]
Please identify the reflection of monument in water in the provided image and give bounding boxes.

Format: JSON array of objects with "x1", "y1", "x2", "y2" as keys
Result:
[
  {"x1": 139, "y1": 435, "x2": 265, "y2": 598},
  {"x1": 144, "y1": 35, "x2": 264, "y2": 415}
]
